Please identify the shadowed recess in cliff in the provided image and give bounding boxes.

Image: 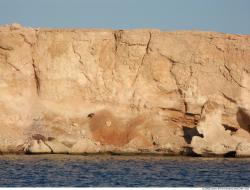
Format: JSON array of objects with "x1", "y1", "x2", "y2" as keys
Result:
[
  {"x1": 237, "y1": 108, "x2": 250, "y2": 133},
  {"x1": 183, "y1": 126, "x2": 204, "y2": 144}
]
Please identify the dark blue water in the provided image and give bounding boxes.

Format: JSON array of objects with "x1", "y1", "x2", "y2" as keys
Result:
[{"x1": 0, "y1": 154, "x2": 250, "y2": 187}]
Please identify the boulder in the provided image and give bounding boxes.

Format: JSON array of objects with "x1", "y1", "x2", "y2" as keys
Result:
[
  {"x1": 44, "y1": 140, "x2": 69, "y2": 154},
  {"x1": 191, "y1": 110, "x2": 238, "y2": 156},
  {"x1": 25, "y1": 140, "x2": 51, "y2": 154},
  {"x1": 69, "y1": 138, "x2": 101, "y2": 154},
  {"x1": 236, "y1": 143, "x2": 250, "y2": 157},
  {"x1": 232, "y1": 129, "x2": 250, "y2": 157}
]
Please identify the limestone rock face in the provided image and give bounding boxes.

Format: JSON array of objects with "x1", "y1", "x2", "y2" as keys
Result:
[{"x1": 0, "y1": 24, "x2": 250, "y2": 156}]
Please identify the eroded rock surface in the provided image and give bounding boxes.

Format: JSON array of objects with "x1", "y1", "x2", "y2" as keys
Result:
[
  {"x1": 191, "y1": 109, "x2": 238, "y2": 156},
  {"x1": 0, "y1": 23, "x2": 250, "y2": 156}
]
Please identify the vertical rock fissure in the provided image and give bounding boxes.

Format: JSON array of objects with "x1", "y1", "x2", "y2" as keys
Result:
[
  {"x1": 132, "y1": 31, "x2": 152, "y2": 85},
  {"x1": 168, "y1": 57, "x2": 183, "y2": 95},
  {"x1": 114, "y1": 30, "x2": 123, "y2": 52},
  {"x1": 112, "y1": 30, "x2": 123, "y2": 83},
  {"x1": 20, "y1": 29, "x2": 40, "y2": 96},
  {"x1": 72, "y1": 43, "x2": 92, "y2": 82},
  {"x1": 157, "y1": 52, "x2": 187, "y2": 112},
  {"x1": 32, "y1": 61, "x2": 40, "y2": 96},
  {"x1": 167, "y1": 56, "x2": 189, "y2": 113}
]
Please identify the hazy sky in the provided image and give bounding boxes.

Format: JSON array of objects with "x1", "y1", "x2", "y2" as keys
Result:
[{"x1": 0, "y1": 0, "x2": 249, "y2": 34}]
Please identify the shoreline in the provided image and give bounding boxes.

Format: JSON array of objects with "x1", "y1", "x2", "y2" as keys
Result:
[{"x1": 1, "y1": 150, "x2": 249, "y2": 158}]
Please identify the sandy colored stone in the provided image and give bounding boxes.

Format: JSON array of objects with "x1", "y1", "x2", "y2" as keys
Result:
[
  {"x1": 24, "y1": 140, "x2": 52, "y2": 154},
  {"x1": 55, "y1": 134, "x2": 79, "y2": 148},
  {"x1": 236, "y1": 143, "x2": 250, "y2": 157},
  {"x1": 69, "y1": 138, "x2": 101, "y2": 154},
  {"x1": 232, "y1": 128, "x2": 250, "y2": 143},
  {"x1": 0, "y1": 24, "x2": 250, "y2": 155},
  {"x1": 191, "y1": 110, "x2": 238, "y2": 156},
  {"x1": 44, "y1": 140, "x2": 70, "y2": 154}
]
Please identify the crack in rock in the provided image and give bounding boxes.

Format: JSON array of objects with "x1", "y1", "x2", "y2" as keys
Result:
[
  {"x1": 0, "y1": 45, "x2": 13, "y2": 51},
  {"x1": 224, "y1": 63, "x2": 247, "y2": 89},
  {"x1": 19, "y1": 33, "x2": 33, "y2": 46},
  {"x1": 43, "y1": 141, "x2": 54, "y2": 153},
  {"x1": 132, "y1": 31, "x2": 152, "y2": 85},
  {"x1": 158, "y1": 53, "x2": 189, "y2": 113},
  {"x1": 72, "y1": 43, "x2": 92, "y2": 82},
  {"x1": 32, "y1": 61, "x2": 40, "y2": 96},
  {"x1": 220, "y1": 91, "x2": 238, "y2": 104},
  {"x1": 4, "y1": 54, "x2": 20, "y2": 71},
  {"x1": 119, "y1": 41, "x2": 148, "y2": 47},
  {"x1": 114, "y1": 30, "x2": 123, "y2": 52}
]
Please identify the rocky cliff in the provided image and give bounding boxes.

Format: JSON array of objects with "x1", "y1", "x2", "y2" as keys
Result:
[{"x1": 0, "y1": 23, "x2": 250, "y2": 157}]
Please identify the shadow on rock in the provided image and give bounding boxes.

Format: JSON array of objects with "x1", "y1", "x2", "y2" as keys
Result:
[
  {"x1": 183, "y1": 126, "x2": 203, "y2": 144},
  {"x1": 237, "y1": 107, "x2": 250, "y2": 133}
]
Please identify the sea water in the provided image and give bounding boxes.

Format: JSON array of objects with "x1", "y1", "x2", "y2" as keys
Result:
[{"x1": 0, "y1": 154, "x2": 249, "y2": 187}]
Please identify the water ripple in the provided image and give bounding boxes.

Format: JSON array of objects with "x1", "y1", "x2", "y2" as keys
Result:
[{"x1": 0, "y1": 155, "x2": 250, "y2": 187}]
